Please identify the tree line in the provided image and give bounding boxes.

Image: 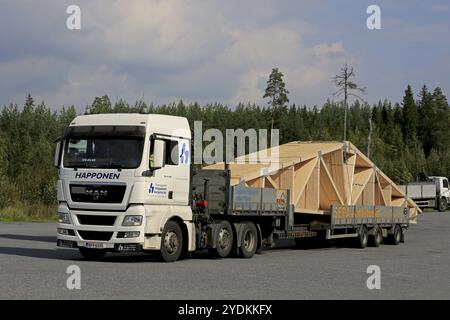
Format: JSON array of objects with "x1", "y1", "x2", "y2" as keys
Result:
[{"x1": 0, "y1": 84, "x2": 449, "y2": 216}]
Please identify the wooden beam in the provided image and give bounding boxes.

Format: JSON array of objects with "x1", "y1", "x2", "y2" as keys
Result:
[
  {"x1": 265, "y1": 176, "x2": 279, "y2": 189},
  {"x1": 319, "y1": 158, "x2": 344, "y2": 209},
  {"x1": 322, "y1": 151, "x2": 346, "y2": 202},
  {"x1": 352, "y1": 167, "x2": 373, "y2": 205},
  {"x1": 343, "y1": 153, "x2": 356, "y2": 205},
  {"x1": 293, "y1": 157, "x2": 318, "y2": 205}
]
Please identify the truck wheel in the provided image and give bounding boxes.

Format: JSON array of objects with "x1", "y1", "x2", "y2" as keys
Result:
[
  {"x1": 356, "y1": 226, "x2": 368, "y2": 249},
  {"x1": 238, "y1": 222, "x2": 258, "y2": 258},
  {"x1": 387, "y1": 225, "x2": 402, "y2": 245},
  {"x1": 210, "y1": 220, "x2": 234, "y2": 258},
  {"x1": 438, "y1": 197, "x2": 447, "y2": 212},
  {"x1": 160, "y1": 220, "x2": 183, "y2": 262},
  {"x1": 79, "y1": 248, "x2": 107, "y2": 260},
  {"x1": 369, "y1": 227, "x2": 383, "y2": 247}
]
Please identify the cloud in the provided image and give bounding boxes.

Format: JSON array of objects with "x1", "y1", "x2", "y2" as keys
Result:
[
  {"x1": 430, "y1": 4, "x2": 449, "y2": 12},
  {"x1": 0, "y1": 0, "x2": 354, "y2": 110}
]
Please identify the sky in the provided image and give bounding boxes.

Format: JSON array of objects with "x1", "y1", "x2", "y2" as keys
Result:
[{"x1": 1, "y1": 0, "x2": 449, "y2": 111}]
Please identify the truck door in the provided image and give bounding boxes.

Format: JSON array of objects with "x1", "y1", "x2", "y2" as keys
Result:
[{"x1": 147, "y1": 137, "x2": 179, "y2": 204}]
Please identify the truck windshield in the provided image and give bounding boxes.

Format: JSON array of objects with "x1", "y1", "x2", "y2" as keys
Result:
[{"x1": 62, "y1": 125, "x2": 145, "y2": 169}]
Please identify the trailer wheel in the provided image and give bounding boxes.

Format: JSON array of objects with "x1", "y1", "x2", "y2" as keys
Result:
[
  {"x1": 438, "y1": 197, "x2": 447, "y2": 212},
  {"x1": 159, "y1": 220, "x2": 183, "y2": 262},
  {"x1": 210, "y1": 220, "x2": 234, "y2": 258},
  {"x1": 356, "y1": 226, "x2": 368, "y2": 249},
  {"x1": 387, "y1": 225, "x2": 402, "y2": 245},
  {"x1": 370, "y1": 227, "x2": 383, "y2": 247},
  {"x1": 238, "y1": 222, "x2": 258, "y2": 258},
  {"x1": 79, "y1": 248, "x2": 107, "y2": 260}
]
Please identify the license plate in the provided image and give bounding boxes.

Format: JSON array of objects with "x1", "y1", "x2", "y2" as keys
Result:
[{"x1": 85, "y1": 242, "x2": 106, "y2": 249}]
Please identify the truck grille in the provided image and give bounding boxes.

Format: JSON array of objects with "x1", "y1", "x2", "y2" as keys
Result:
[
  {"x1": 78, "y1": 231, "x2": 113, "y2": 241},
  {"x1": 70, "y1": 184, "x2": 126, "y2": 203},
  {"x1": 77, "y1": 215, "x2": 116, "y2": 226}
]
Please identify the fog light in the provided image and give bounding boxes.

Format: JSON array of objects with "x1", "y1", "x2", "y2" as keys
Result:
[
  {"x1": 117, "y1": 231, "x2": 140, "y2": 238},
  {"x1": 57, "y1": 228, "x2": 74, "y2": 236}
]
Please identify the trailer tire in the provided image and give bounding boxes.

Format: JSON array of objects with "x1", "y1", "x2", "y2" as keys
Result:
[
  {"x1": 159, "y1": 220, "x2": 183, "y2": 262},
  {"x1": 438, "y1": 197, "x2": 447, "y2": 212},
  {"x1": 79, "y1": 248, "x2": 107, "y2": 260},
  {"x1": 210, "y1": 220, "x2": 234, "y2": 258},
  {"x1": 356, "y1": 226, "x2": 368, "y2": 249},
  {"x1": 387, "y1": 225, "x2": 402, "y2": 245},
  {"x1": 238, "y1": 222, "x2": 258, "y2": 258},
  {"x1": 370, "y1": 227, "x2": 383, "y2": 247}
]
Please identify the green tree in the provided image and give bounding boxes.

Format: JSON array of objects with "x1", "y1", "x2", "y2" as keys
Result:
[
  {"x1": 263, "y1": 68, "x2": 289, "y2": 130},
  {"x1": 401, "y1": 85, "x2": 419, "y2": 145}
]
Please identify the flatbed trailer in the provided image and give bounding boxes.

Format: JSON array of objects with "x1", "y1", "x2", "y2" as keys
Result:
[{"x1": 192, "y1": 169, "x2": 408, "y2": 252}]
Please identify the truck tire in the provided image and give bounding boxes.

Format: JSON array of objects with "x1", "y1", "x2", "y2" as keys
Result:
[
  {"x1": 210, "y1": 220, "x2": 234, "y2": 258},
  {"x1": 438, "y1": 197, "x2": 447, "y2": 212},
  {"x1": 160, "y1": 220, "x2": 183, "y2": 262},
  {"x1": 369, "y1": 227, "x2": 383, "y2": 247},
  {"x1": 79, "y1": 247, "x2": 107, "y2": 260},
  {"x1": 387, "y1": 225, "x2": 402, "y2": 245},
  {"x1": 356, "y1": 226, "x2": 368, "y2": 249},
  {"x1": 238, "y1": 222, "x2": 258, "y2": 258}
]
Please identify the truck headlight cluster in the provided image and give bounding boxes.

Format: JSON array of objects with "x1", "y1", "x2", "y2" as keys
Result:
[
  {"x1": 58, "y1": 212, "x2": 71, "y2": 224},
  {"x1": 122, "y1": 215, "x2": 143, "y2": 226}
]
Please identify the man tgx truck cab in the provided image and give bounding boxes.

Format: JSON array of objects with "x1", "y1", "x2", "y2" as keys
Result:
[{"x1": 55, "y1": 113, "x2": 195, "y2": 261}]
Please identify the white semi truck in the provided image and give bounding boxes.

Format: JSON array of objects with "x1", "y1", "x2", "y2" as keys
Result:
[
  {"x1": 400, "y1": 177, "x2": 450, "y2": 212},
  {"x1": 55, "y1": 113, "x2": 412, "y2": 262}
]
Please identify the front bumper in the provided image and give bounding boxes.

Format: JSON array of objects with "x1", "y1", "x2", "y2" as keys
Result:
[{"x1": 56, "y1": 203, "x2": 146, "y2": 252}]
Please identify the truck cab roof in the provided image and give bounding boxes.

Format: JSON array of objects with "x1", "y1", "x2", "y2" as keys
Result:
[{"x1": 69, "y1": 113, "x2": 191, "y2": 139}]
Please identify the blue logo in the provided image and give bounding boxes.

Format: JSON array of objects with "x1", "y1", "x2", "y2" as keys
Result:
[
  {"x1": 180, "y1": 143, "x2": 189, "y2": 164},
  {"x1": 149, "y1": 183, "x2": 155, "y2": 193}
]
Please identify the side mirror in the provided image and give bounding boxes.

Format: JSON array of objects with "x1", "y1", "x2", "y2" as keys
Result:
[
  {"x1": 54, "y1": 139, "x2": 62, "y2": 168},
  {"x1": 151, "y1": 139, "x2": 165, "y2": 169}
]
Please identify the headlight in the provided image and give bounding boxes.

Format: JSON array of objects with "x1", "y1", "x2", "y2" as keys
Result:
[
  {"x1": 122, "y1": 215, "x2": 143, "y2": 226},
  {"x1": 58, "y1": 212, "x2": 71, "y2": 224}
]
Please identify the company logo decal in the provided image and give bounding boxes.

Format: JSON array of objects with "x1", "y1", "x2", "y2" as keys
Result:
[
  {"x1": 180, "y1": 143, "x2": 189, "y2": 164},
  {"x1": 74, "y1": 172, "x2": 120, "y2": 179}
]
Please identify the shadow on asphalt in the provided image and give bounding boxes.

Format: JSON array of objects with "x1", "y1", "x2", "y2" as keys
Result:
[
  {"x1": 0, "y1": 234, "x2": 56, "y2": 243},
  {"x1": 0, "y1": 246, "x2": 80, "y2": 260},
  {"x1": 0, "y1": 237, "x2": 352, "y2": 263}
]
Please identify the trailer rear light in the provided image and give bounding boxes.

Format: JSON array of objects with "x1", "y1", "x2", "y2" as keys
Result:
[{"x1": 196, "y1": 200, "x2": 208, "y2": 207}]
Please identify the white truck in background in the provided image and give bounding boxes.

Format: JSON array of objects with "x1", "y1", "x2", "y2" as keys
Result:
[
  {"x1": 400, "y1": 176, "x2": 450, "y2": 212},
  {"x1": 54, "y1": 113, "x2": 411, "y2": 262}
]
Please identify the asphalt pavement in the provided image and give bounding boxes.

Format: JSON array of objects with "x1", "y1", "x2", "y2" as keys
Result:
[{"x1": 0, "y1": 211, "x2": 449, "y2": 299}]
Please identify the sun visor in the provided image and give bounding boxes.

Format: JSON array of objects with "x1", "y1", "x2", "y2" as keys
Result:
[{"x1": 64, "y1": 125, "x2": 146, "y2": 138}]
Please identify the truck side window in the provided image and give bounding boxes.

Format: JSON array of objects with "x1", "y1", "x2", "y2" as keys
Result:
[
  {"x1": 443, "y1": 179, "x2": 449, "y2": 189},
  {"x1": 166, "y1": 140, "x2": 179, "y2": 166},
  {"x1": 150, "y1": 138, "x2": 179, "y2": 167}
]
